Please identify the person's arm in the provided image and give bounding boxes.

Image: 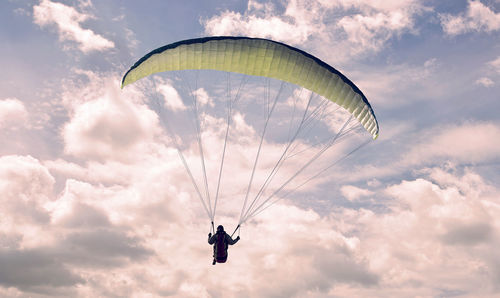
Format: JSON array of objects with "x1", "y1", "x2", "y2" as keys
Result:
[
  {"x1": 208, "y1": 233, "x2": 216, "y2": 244},
  {"x1": 226, "y1": 233, "x2": 240, "y2": 245}
]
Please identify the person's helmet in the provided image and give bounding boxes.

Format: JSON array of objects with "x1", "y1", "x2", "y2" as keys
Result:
[{"x1": 217, "y1": 225, "x2": 224, "y2": 232}]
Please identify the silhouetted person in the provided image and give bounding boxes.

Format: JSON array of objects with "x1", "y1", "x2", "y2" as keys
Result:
[{"x1": 208, "y1": 225, "x2": 240, "y2": 265}]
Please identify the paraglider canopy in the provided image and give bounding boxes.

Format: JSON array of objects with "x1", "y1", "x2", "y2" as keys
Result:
[{"x1": 121, "y1": 36, "x2": 378, "y2": 139}]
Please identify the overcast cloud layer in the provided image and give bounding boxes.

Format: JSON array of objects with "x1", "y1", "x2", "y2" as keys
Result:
[{"x1": 1, "y1": 0, "x2": 500, "y2": 297}]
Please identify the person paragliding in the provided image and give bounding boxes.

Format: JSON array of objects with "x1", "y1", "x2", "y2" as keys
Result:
[
  {"x1": 208, "y1": 225, "x2": 240, "y2": 265},
  {"x1": 121, "y1": 36, "x2": 379, "y2": 265}
]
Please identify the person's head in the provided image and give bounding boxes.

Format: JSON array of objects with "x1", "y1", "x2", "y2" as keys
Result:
[{"x1": 217, "y1": 225, "x2": 224, "y2": 232}]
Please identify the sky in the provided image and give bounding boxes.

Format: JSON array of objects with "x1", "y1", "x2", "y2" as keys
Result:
[{"x1": 1, "y1": 0, "x2": 500, "y2": 297}]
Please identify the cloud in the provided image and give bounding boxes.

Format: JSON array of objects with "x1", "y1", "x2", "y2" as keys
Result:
[
  {"x1": 353, "y1": 58, "x2": 440, "y2": 106},
  {"x1": 62, "y1": 77, "x2": 160, "y2": 162},
  {"x1": 59, "y1": 228, "x2": 154, "y2": 267},
  {"x1": 191, "y1": 88, "x2": 214, "y2": 108},
  {"x1": 44, "y1": 158, "x2": 140, "y2": 186},
  {"x1": 404, "y1": 121, "x2": 500, "y2": 165},
  {"x1": 0, "y1": 66, "x2": 387, "y2": 296},
  {"x1": 5, "y1": 153, "x2": 374, "y2": 296},
  {"x1": 202, "y1": 0, "x2": 425, "y2": 62},
  {"x1": 474, "y1": 53, "x2": 500, "y2": 90},
  {"x1": 325, "y1": 167, "x2": 500, "y2": 296},
  {"x1": 0, "y1": 155, "x2": 54, "y2": 227},
  {"x1": 3, "y1": 0, "x2": 500, "y2": 296},
  {"x1": 325, "y1": 120, "x2": 500, "y2": 186},
  {"x1": 489, "y1": 56, "x2": 500, "y2": 73},
  {"x1": 441, "y1": 221, "x2": 493, "y2": 246},
  {"x1": 476, "y1": 76, "x2": 495, "y2": 87},
  {"x1": 200, "y1": 203, "x2": 380, "y2": 297},
  {"x1": 2, "y1": 148, "x2": 500, "y2": 296},
  {"x1": 205, "y1": 166, "x2": 499, "y2": 297},
  {"x1": 0, "y1": 248, "x2": 85, "y2": 293},
  {"x1": 440, "y1": 0, "x2": 500, "y2": 36},
  {"x1": 0, "y1": 98, "x2": 28, "y2": 129},
  {"x1": 341, "y1": 185, "x2": 374, "y2": 201},
  {"x1": 33, "y1": 0, "x2": 114, "y2": 53},
  {"x1": 336, "y1": 8, "x2": 414, "y2": 54},
  {"x1": 156, "y1": 80, "x2": 187, "y2": 112},
  {"x1": 0, "y1": 155, "x2": 157, "y2": 294},
  {"x1": 202, "y1": 1, "x2": 314, "y2": 45}
]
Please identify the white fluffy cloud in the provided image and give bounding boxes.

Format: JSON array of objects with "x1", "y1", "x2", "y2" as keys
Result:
[
  {"x1": 440, "y1": 0, "x2": 500, "y2": 36},
  {"x1": 3, "y1": 0, "x2": 500, "y2": 296},
  {"x1": 324, "y1": 166, "x2": 500, "y2": 296},
  {"x1": 336, "y1": 8, "x2": 413, "y2": 54},
  {"x1": 0, "y1": 155, "x2": 55, "y2": 251},
  {"x1": 62, "y1": 78, "x2": 160, "y2": 162},
  {"x1": 0, "y1": 154, "x2": 156, "y2": 296},
  {"x1": 0, "y1": 98, "x2": 28, "y2": 129},
  {"x1": 0, "y1": 155, "x2": 54, "y2": 218},
  {"x1": 376, "y1": 170, "x2": 499, "y2": 294},
  {"x1": 33, "y1": 0, "x2": 114, "y2": 53},
  {"x1": 1, "y1": 79, "x2": 499, "y2": 297},
  {"x1": 2, "y1": 148, "x2": 500, "y2": 296},
  {"x1": 0, "y1": 153, "x2": 381, "y2": 296}
]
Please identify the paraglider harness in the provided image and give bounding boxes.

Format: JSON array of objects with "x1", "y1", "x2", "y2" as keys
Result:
[{"x1": 214, "y1": 230, "x2": 228, "y2": 263}]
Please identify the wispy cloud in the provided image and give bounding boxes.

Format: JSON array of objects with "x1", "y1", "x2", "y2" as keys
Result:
[
  {"x1": 403, "y1": 121, "x2": 500, "y2": 166},
  {"x1": 476, "y1": 76, "x2": 495, "y2": 87},
  {"x1": 353, "y1": 58, "x2": 440, "y2": 106},
  {"x1": 490, "y1": 56, "x2": 500, "y2": 73},
  {"x1": 324, "y1": 120, "x2": 500, "y2": 186},
  {"x1": 33, "y1": 0, "x2": 114, "y2": 53}
]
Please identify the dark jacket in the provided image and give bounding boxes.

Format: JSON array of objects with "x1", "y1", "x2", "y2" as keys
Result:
[{"x1": 208, "y1": 231, "x2": 239, "y2": 256}]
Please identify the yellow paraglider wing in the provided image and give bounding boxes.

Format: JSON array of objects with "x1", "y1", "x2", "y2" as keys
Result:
[{"x1": 121, "y1": 36, "x2": 379, "y2": 139}]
